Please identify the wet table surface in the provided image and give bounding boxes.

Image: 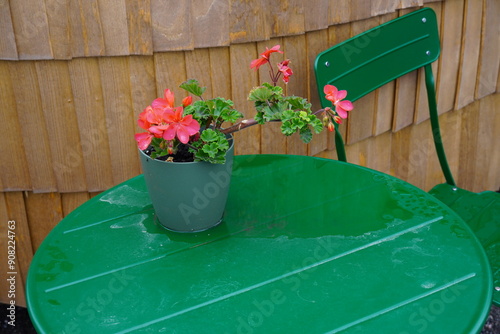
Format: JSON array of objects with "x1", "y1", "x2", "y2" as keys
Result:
[{"x1": 27, "y1": 155, "x2": 492, "y2": 333}]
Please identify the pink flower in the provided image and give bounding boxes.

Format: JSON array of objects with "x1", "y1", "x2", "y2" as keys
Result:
[
  {"x1": 250, "y1": 45, "x2": 283, "y2": 70},
  {"x1": 152, "y1": 89, "x2": 175, "y2": 110},
  {"x1": 135, "y1": 132, "x2": 154, "y2": 150},
  {"x1": 277, "y1": 60, "x2": 293, "y2": 84},
  {"x1": 161, "y1": 107, "x2": 200, "y2": 144},
  {"x1": 324, "y1": 85, "x2": 353, "y2": 119}
]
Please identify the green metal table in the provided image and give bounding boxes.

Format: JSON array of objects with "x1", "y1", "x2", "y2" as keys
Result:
[{"x1": 26, "y1": 155, "x2": 492, "y2": 333}]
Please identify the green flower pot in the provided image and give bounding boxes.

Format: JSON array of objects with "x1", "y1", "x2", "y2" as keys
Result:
[{"x1": 138, "y1": 138, "x2": 234, "y2": 233}]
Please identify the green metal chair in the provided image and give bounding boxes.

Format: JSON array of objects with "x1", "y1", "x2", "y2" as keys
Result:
[{"x1": 314, "y1": 7, "x2": 500, "y2": 306}]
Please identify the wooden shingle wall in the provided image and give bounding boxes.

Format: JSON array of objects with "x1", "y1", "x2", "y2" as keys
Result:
[{"x1": 1, "y1": 0, "x2": 499, "y2": 307}]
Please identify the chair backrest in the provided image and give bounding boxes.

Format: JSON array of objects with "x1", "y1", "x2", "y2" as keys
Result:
[{"x1": 314, "y1": 7, "x2": 456, "y2": 186}]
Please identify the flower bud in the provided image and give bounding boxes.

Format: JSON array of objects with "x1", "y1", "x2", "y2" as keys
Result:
[{"x1": 327, "y1": 121, "x2": 335, "y2": 132}]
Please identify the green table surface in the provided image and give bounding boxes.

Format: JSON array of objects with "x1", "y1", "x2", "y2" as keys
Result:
[{"x1": 27, "y1": 155, "x2": 492, "y2": 334}]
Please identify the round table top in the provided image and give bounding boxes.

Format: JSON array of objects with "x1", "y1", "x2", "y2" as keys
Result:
[{"x1": 27, "y1": 155, "x2": 492, "y2": 333}]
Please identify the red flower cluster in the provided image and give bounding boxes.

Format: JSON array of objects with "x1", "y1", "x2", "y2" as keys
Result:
[
  {"x1": 250, "y1": 45, "x2": 293, "y2": 85},
  {"x1": 323, "y1": 85, "x2": 354, "y2": 131},
  {"x1": 135, "y1": 89, "x2": 200, "y2": 150}
]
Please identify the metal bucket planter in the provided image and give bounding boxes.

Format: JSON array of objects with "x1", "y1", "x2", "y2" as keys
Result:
[{"x1": 138, "y1": 138, "x2": 234, "y2": 233}]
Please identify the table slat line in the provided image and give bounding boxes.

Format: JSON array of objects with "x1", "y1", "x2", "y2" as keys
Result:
[
  {"x1": 112, "y1": 216, "x2": 444, "y2": 333},
  {"x1": 62, "y1": 207, "x2": 154, "y2": 234},
  {"x1": 326, "y1": 272, "x2": 477, "y2": 334}
]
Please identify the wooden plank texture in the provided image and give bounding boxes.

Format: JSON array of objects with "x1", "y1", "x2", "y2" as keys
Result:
[
  {"x1": 8, "y1": 61, "x2": 57, "y2": 192},
  {"x1": 36, "y1": 61, "x2": 88, "y2": 192},
  {"x1": 229, "y1": 0, "x2": 270, "y2": 43},
  {"x1": 474, "y1": 94, "x2": 500, "y2": 191},
  {"x1": 193, "y1": 0, "x2": 230, "y2": 48},
  {"x1": 24, "y1": 192, "x2": 63, "y2": 251},
  {"x1": 230, "y1": 43, "x2": 260, "y2": 155},
  {"x1": 0, "y1": 62, "x2": 31, "y2": 191},
  {"x1": 437, "y1": 0, "x2": 464, "y2": 113},
  {"x1": 98, "y1": 57, "x2": 141, "y2": 186},
  {"x1": 9, "y1": 0, "x2": 52, "y2": 59},
  {"x1": 69, "y1": 0, "x2": 105, "y2": 57},
  {"x1": 476, "y1": 0, "x2": 500, "y2": 99},
  {"x1": 125, "y1": 0, "x2": 153, "y2": 55},
  {"x1": 266, "y1": 0, "x2": 305, "y2": 37},
  {"x1": 0, "y1": 0, "x2": 18, "y2": 59},
  {"x1": 151, "y1": 0, "x2": 193, "y2": 51},
  {"x1": 69, "y1": 58, "x2": 115, "y2": 192},
  {"x1": 98, "y1": 0, "x2": 130, "y2": 55},
  {"x1": 455, "y1": 0, "x2": 482, "y2": 110},
  {"x1": 44, "y1": 0, "x2": 71, "y2": 59}
]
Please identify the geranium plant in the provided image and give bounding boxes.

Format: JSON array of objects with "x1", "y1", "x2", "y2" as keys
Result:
[{"x1": 135, "y1": 45, "x2": 353, "y2": 164}]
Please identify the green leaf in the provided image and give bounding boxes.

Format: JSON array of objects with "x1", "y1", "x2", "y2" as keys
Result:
[
  {"x1": 248, "y1": 86, "x2": 274, "y2": 101},
  {"x1": 180, "y1": 79, "x2": 206, "y2": 97},
  {"x1": 200, "y1": 128, "x2": 219, "y2": 142},
  {"x1": 299, "y1": 127, "x2": 313, "y2": 143}
]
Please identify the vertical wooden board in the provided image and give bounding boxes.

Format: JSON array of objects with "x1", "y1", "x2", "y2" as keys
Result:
[
  {"x1": 328, "y1": 0, "x2": 351, "y2": 25},
  {"x1": 266, "y1": 0, "x2": 305, "y2": 37},
  {"x1": 209, "y1": 47, "x2": 232, "y2": 99},
  {"x1": 229, "y1": 43, "x2": 260, "y2": 155},
  {"x1": 151, "y1": 0, "x2": 193, "y2": 51},
  {"x1": 255, "y1": 38, "x2": 287, "y2": 155},
  {"x1": 374, "y1": 12, "x2": 398, "y2": 135},
  {"x1": 44, "y1": 0, "x2": 71, "y2": 59},
  {"x1": 425, "y1": 109, "x2": 462, "y2": 190},
  {"x1": 4, "y1": 191, "x2": 34, "y2": 307},
  {"x1": 476, "y1": 0, "x2": 500, "y2": 99},
  {"x1": 475, "y1": 94, "x2": 500, "y2": 191},
  {"x1": 129, "y1": 56, "x2": 157, "y2": 129},
  {"x1": 98, "y1": 57, "x2": 141, "y2": 185},
  {"x1": 69, "y1": 58, "x2": 115, "y2": 192},
  {"x1": 35, "y1": 61, "x2": 87, "y2": 192},
  {"x1": 283, "y1": 35, "x2": 308, "y2": 155},
  {"x1": 393, "y1": 70, "x2": 417, "y2": 132},
  {"x1": 370, "y1": 131, "x2": 392, "y2": 174},
  {"x1": 349, "y1": 0, "x2": 373, "y2": 22},
  {"x1": 436, "y1": 0, "x2": 464, "y2": 113},
  {"x1": 304, "y1": 0, "x2": 329, "y2": 31},
  {"x1": 0, "y1": 0, "x2": 18, "y2": 59},
  {"x1": 24, "y1": 192, "x2": 63, "y2": 251},
  {"x1": 398, "y1": 0, "x2": 424, "y2": 9},
  {"x1": 8, "y1": 61, "x2": 57, "y2": 192},
  {"x1": 193, "y1": 0, "x2": 230, "y2": 48},
  {"x1": 9, "y1": 0, "x2": 52, "y2": 59},
  {"x1": 70, "y1": 0, "x2": 106, "y2": 57},
  {"x1": 154, "y1": 52, "x2": 187, "y2": 100},
  {"x1": 185, "y1": 48, "x2": 213, "y2": 98},
  {"x1": 455, "y1": 0, "x2": 482, "y2": 110},
  {"x1": 97, "y1": 0, "x2": 130, "y2": 55},
  {"x1": 125, "y1": 0, "x2": 153, "y2": 55},
  {"x1": 457, "y1": 101, "x2": 479, "y2": 190},
  {"x1": 390, "y1": 125, "x2": 411, "y2": 181},
  {"x1": 371, "y1": 0, "x2": 398, "y2": 16},
  {"x1": 306, "y1": 29, "x2": 329, "y2": 156},
  {"x1": 229, "y1": 0, "x2": 270, "y2": 43},
  {"x1": 414, "y1": 2, "x2": 441, "y2": 124},
  {"x1": 347, "y1": 17, "x2": 379, "y2": 144},
  {"x1": 0, "y1": 62, "x2": 31, "y2": 191},
  {"x1": 61, "y1": 192, "x2": 90, "y2": 216},
  {"x1": 68, "y1": 0, "x2": 85, "y2": 57},
  {"x1": 406, "y1": 120, "x2": 430, "y2": 190}
]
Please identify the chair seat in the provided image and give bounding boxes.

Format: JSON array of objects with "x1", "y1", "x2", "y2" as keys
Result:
[{"x1": 429, "y1": 183, "x2": 500, "y2": 306}]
